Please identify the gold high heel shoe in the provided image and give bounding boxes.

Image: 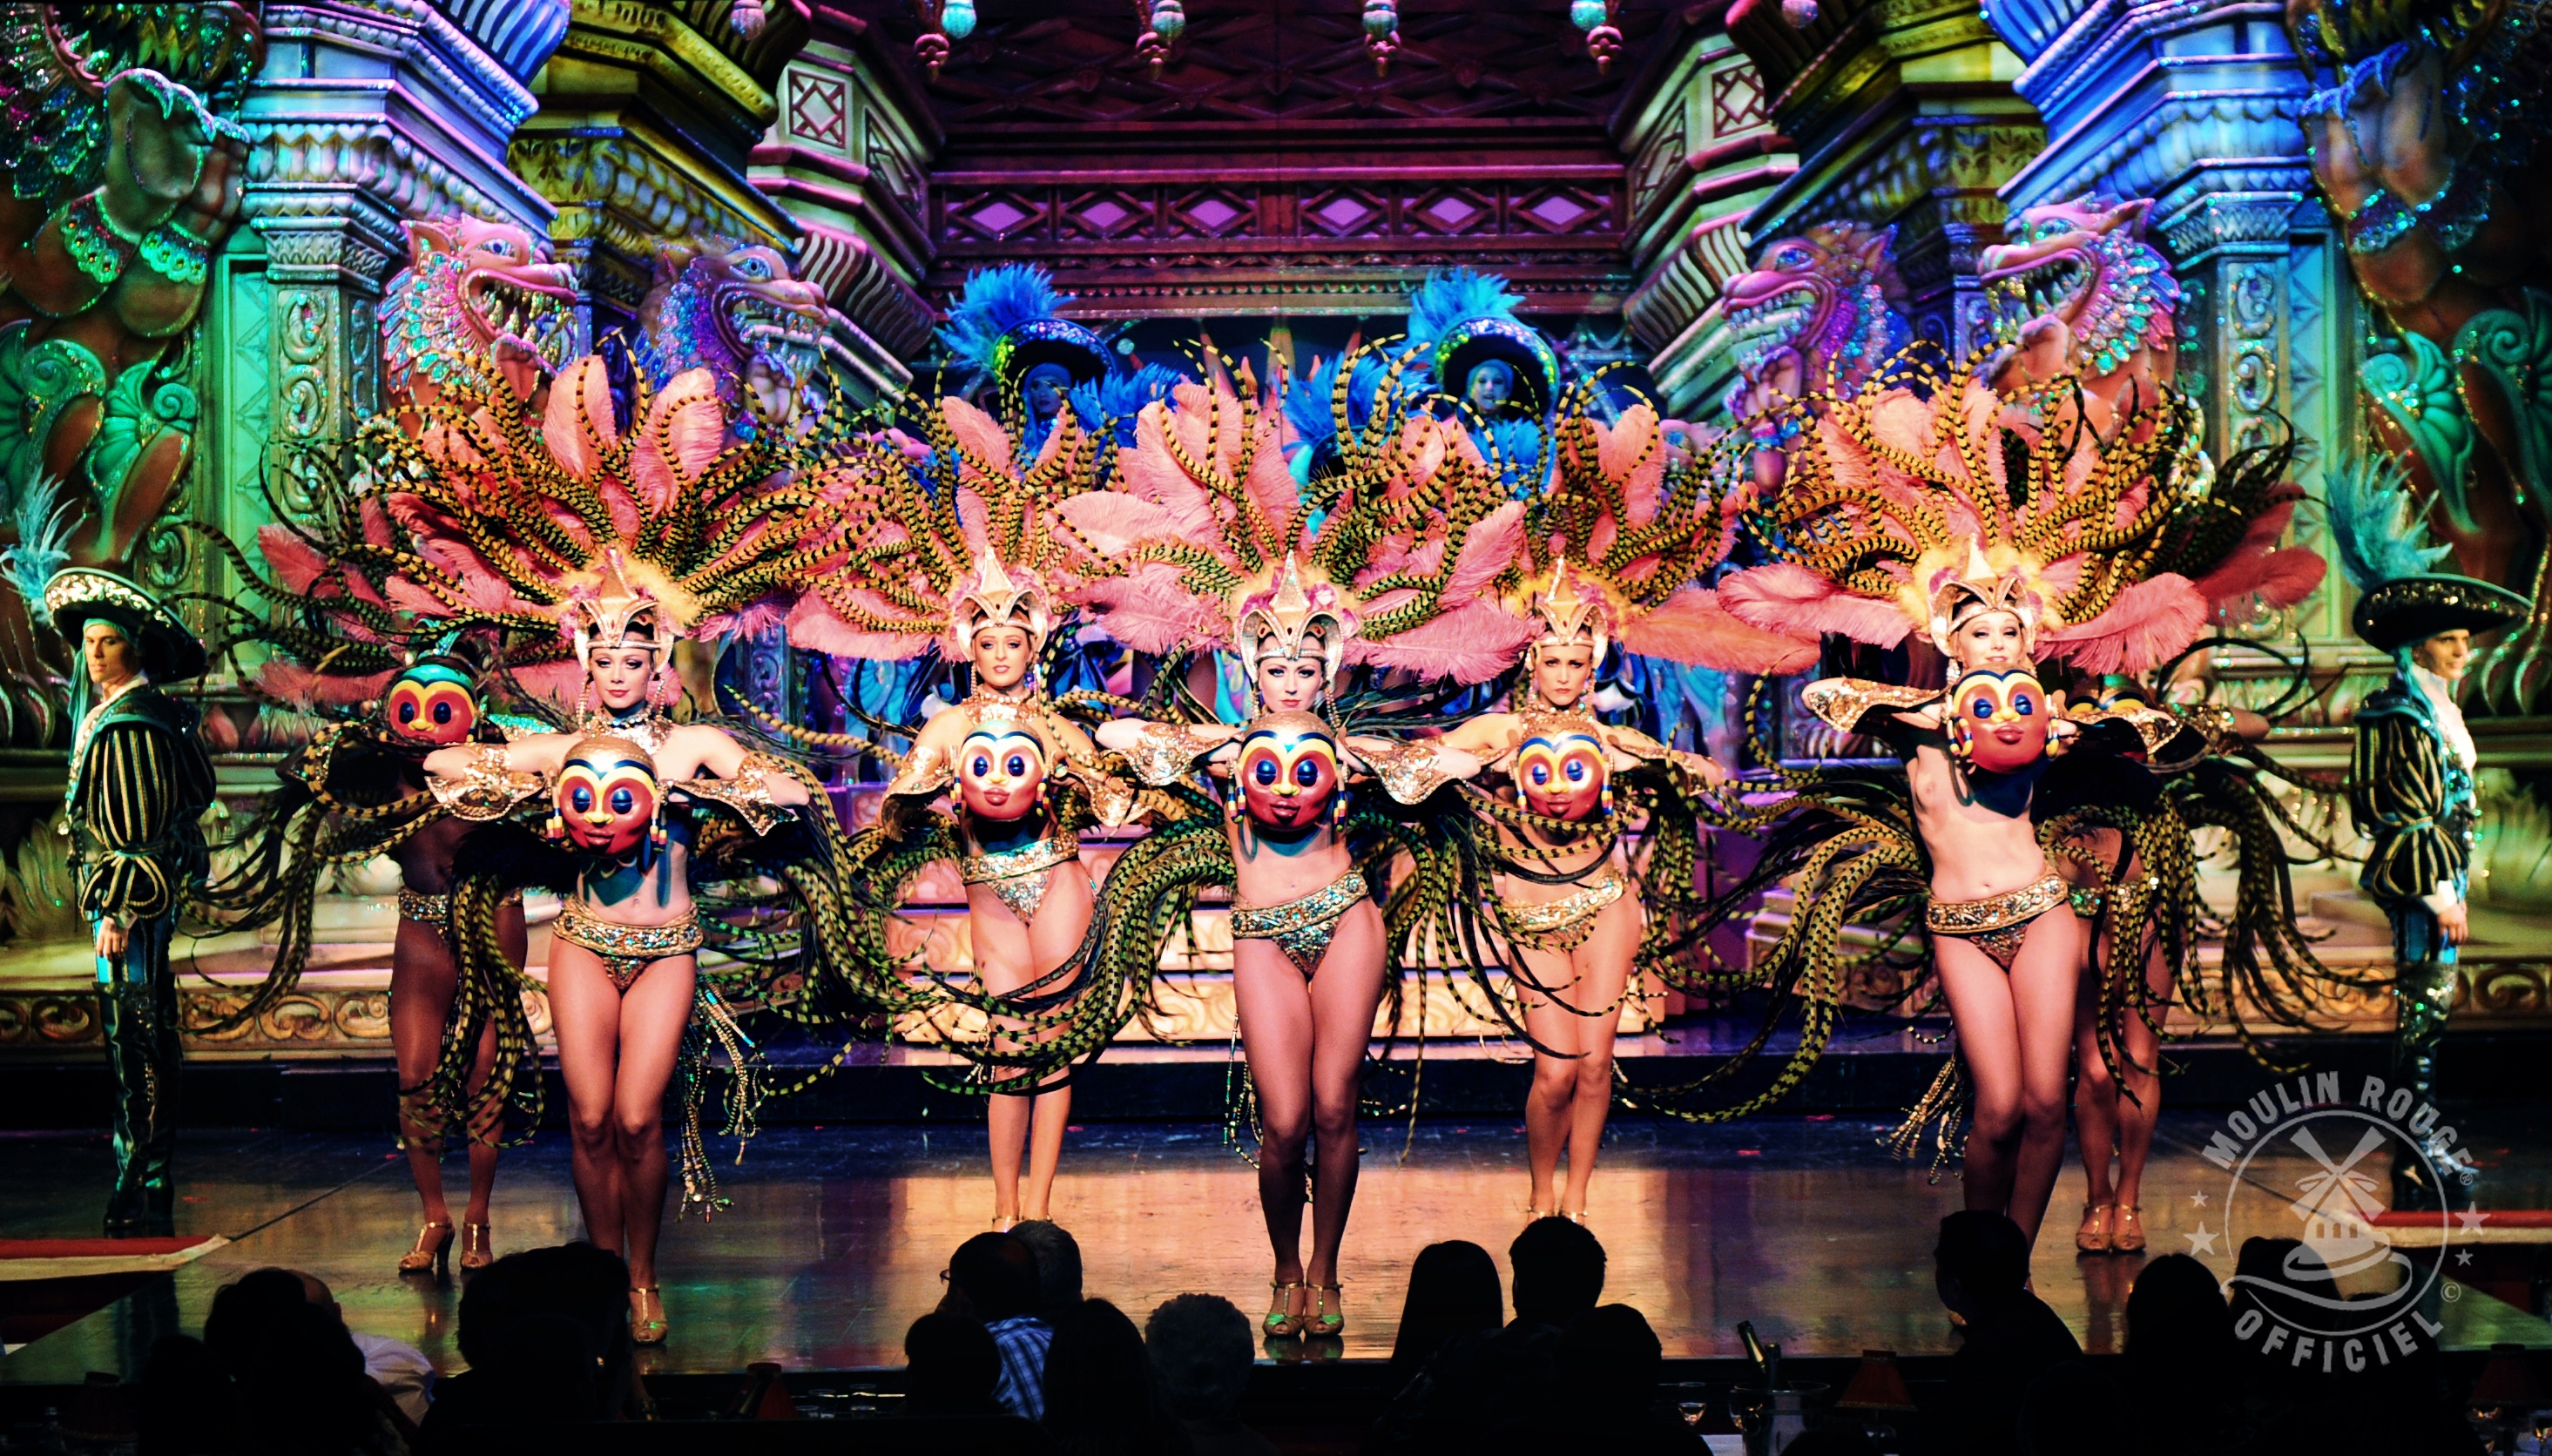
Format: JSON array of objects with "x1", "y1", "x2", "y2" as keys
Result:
[
  {"x1": 398, "y1": 1220, "x2": 454, "y2": 1277},
  {"x1": 629, "y1": 1285, "x2": 668, "y2": 1346},
  {"x1": 1308, "y1": 1284, "x2": 1345, "y2": 1338},
  {"x1": 1263, "y1": 1282, "x2": 1306, "y2": 1339},
  {"x1": 459, "y1": 1222, "x2": 495, "y2": 1272},
  {"x1": 2110, "y1": 1204, "x2": 2146, "y2": 1252},
  {"x1": 2076, "y1": 1203, "x2": 2115, "y2": 1253}
]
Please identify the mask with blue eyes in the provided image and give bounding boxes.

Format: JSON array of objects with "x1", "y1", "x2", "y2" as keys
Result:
[
  {"x1": 550, "y1": 736, "x2": 663, "y2": 858},
  {"x1": 956, "y1": 726, "x2": 1049, "y2": 822},
  {"x1": 1948, "y1": 668, "x2": 2050, "y2": 774},
  {"x1": 1236, "y1": 713, "x2": 1341, "y2": 832},
  {"x1": 1514, "y1": 731, "x2": 1608, "y2": 820}
]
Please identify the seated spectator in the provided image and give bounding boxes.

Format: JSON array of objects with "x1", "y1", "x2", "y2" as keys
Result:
[
  {"x1": 1042, "y1": 1298, "x2": 1189, "y2": 1456},
  {"x1": 419, "y1": 1247, "x2": 626, "y2": 1443},
  {"x1": 1934, "y1": 1210, "x2": 2079, "y2": 1456},
  {"x1": 1365, "y1": 1218, "x2": 1608, "y2": 1455},
  {"x1": 1145, "y1": 1294, "x2": 1275, "y2": 1456},
  {"x1": 942, "y1": 1231, "x2": 1053, "y2": 1422},
  {"x1": 1510, "y1": 1304, "x2": 1699, "y2": 1452},
  {"x1": 2121, "y1": 1253, "x2": 2238, "y2": 1444},
  {"x1": 902, "y1": 1311, "x2": 1007, "y2": 1419},
  {"x1": 203, "y1": 1269, "x2": 400, "y2": 1455},
  {"x1": 136, "y1": 1334, "x2": 241, "y2": 1456},
  {"x1": 2016, "y1": 1360, "x2": 2128, "y2": 1456},
  {"x1": 1384, "y1": 1242, "x2": 1501, "y2": 1393},
  {"x1": 1013, "y1": 1221, "x2": 1085, "y2": 1318},
  {"x1": 289, "y1": 1270, "x2": 434, "y2": 1426}
]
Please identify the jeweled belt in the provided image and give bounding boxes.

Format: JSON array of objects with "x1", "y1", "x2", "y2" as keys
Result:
[
  {"x1": 960, "y1": 829, "x2": 1080, "y2": 923},
  {"x1": 1231, "y1": 868, "x2": 1367, "y2": 975},
  {"x1": 1502, "y1": 865, "x2": 1630, "y2": 948},
  {"x1": 1924, "y1": 871, "x2": 2069, "y2": 936},
  {"x1": 555, "y1": 902, "x2": 704, "y2": 991}
]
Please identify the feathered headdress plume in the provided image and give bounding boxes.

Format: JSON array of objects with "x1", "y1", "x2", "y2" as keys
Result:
[
  {"x1": 937, "y1": 264, "x2": 1075, "y2": 385},
  {"x1": 2324, "y1": 452, "x2": 2450, "y2": 594},
  {"x1": 1406, "y1": 267, "x2": 1526, "y2": 355},
  {"x1": 1720, "y1": 356, "x2": 2322, "y2": 676}
]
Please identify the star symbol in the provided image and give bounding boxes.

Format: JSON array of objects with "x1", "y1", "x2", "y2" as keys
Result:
[
  {"x1": 2185, "y1": 1223, "x2": 2218, "y2": 1255},
  {"x1": 2189, "y1": 1191, "x2": 2210, "y2": 1209},
  {"x1": 2457, "y1": 1208, "x2": 2490, "y2": 1233},
  {"x1": 2455, "y1": 1249, "x2": 2474, "y2": 1266}
]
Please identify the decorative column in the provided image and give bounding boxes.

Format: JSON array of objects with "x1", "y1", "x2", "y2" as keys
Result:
[
  {"x1": 223, "y1": 0, "x2": 565, "y2": 542},
  {"x1": 1617, "y1": 1, "x2": 1799, "y2": 417},
  {"x1": 1983, "y1": 0, "x2": 2373, "y2": 719},
  {"x1": 509, "y1": 0, "x2": 810, "y2": 341},
  {"x1": 747, "y1": 6, "x2": 939, "y2": 402},
  {"x1": 1729, "y1": 0, "x2": 2043, "y2": 354}
]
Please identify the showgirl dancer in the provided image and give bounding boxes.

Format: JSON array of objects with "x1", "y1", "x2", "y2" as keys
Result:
[
  {"x1": 1427, "y1": 402, "x2": 1813, "y2": 1221},
  {"x1": 1712, "y1": 354, "x2": 2326, "y2": 1246},
  {"x1": 780, "y1": 394, "x2": 1137, "y2": 1229},
  {"x1": 1044, "y1": 369, "x2": 1525, "y2": 1340},
  {"x1": 314, "y1": 357, "x2": 849, "y2": 1343}
]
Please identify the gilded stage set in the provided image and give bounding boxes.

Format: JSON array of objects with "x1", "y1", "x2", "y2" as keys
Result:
[{"x1": 1, "y1": 0, "x2": 2549, "y2": 1448}]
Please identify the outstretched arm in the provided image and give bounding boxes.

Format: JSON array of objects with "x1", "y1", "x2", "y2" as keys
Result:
[{"x1": 685, "y1": 725, "x2": 813, "y2": 807}]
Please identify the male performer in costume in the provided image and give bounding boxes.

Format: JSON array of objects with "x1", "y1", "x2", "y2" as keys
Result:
[
  {"x1": 43, "y1": 569, "x2": 215, "y2": 1234},
  {"x1": 2337, "y1": 494, "x2": 2528, "y2": 1209}
]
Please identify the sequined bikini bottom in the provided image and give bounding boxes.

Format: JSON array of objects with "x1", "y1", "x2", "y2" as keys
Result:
[
  {"x1": 554, "y1": 903, "x2": 703, "y2": 993},
  {"x1": 1501, "y1": 865, "x2": 1631, "y2": 953},
  {"x1": 397, "y1": 886, "x2": 522, "y2": 929},
  {"x1": 960, "y1": 830, "x2": 1080, "y2": 924},
  {"x1": 1925, "y1": 871, "x2": 2071, "y2": 973},
  {"x1": 1230, "y1": 869, "x2": 1368, "y2": 977}
]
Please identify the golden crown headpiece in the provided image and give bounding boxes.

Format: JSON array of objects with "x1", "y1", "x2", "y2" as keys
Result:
[
  {"x1": 1232, "y1": 554, "x2": 1356, "y2": 684},
  {"x1": 1919, "y1": 538, "x2": 2052, "y2": 658},
  {"x1": 561, "y1": 550, "x2": 684, "y2": 663},
  {"x1": 949, "y1": 544, "x2": 1051, "y2": 657},
  {"x1": 1524, "y1": 556, "x2": 1617, "y2": 660}
]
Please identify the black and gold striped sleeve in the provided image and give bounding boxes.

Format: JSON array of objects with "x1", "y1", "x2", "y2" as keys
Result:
[
  {"x1": 2351, "y1": 711, "x2": 2457, "y2": 903},
  {"x1": 77, "y1": 721, "x2": 177, "y2": 922}
]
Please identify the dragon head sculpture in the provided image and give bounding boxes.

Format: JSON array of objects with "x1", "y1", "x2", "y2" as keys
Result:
[
  {"x1": 635, "y1": 238, "x2": 851, "y2": 422},
  {"x1": 1978, "y1": 195, "x2": 2180, "y2": 416},
  {"x1": 1720, "y1": 223, "x2": 1908, "y2": 427},
  {"x1": 380, "y1": 216, "x2": 577, "y2": 406}
]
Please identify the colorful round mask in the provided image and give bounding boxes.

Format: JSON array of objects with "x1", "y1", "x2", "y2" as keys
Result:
[
  {"x1": 1236, "y1": 715, "x2": 1340, "y2": 832},
  {"x1": 381, "y1": 660, "x2": 478, "y2": 747},
  {"x1": 553, "y1": 736, "x2": 661, "y2": 859},
  {"x1": 1514, "y1": 730, "x2": 1608, "y2": 820},
  {"x1": 956, "y1": 725, "x2": 1049, "y2": 822},
  {"x1": 1948, "y1": 667, "x2": 2049, "y2": 774}
]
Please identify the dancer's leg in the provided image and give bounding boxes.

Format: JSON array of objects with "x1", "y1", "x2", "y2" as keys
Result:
[
  {"x1": 1233, "y1": 937, "x2": 1316, "y2": 1321},
  {"x1": 547, "y1": 944, "x2": 630, "y2": 1253},
  {"x1": 389, "y1": 920, "x2": 461, "y2": 1227},
  {"x1": 610, "y1": 954, "x2": 697, "y2": 1290},
  {"x1": 1022, "y1": 864, "x2": 1092, "y2": 1221},
  {"x1": 1936, "y1": 937, "x2": 2024, "y2": 1220},
  {"x1": 2006, "y1": 912, "x2": 2086, "y2": 1248},
  {"x1": 2072, "y1": 960, "x2": 2122, "y2": 1209},
  {"x1": 2112, "y1": 926, "x2": 2171, "y2": 1212},
  {"x1": 1515, "y1": 939, "x2": 1583, "y2": 1215},
  {"x1": 1557, "y1": 896, "x2": 1638, "y2": 1217},
  {"x1": 460, "y1": 903, "x2": 530, "y2": 1225},
  {"x1": 1304, "y1": 903, "x2": 1387, "y2": 1293}
]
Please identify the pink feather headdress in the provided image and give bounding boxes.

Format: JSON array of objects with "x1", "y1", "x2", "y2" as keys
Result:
[
  {"x1": 1717, "y1": 356, "x2": 2318, "y2": 677},
  {"x1": 1052, "y1": 372, "x2": 1532, "y2": 685}
]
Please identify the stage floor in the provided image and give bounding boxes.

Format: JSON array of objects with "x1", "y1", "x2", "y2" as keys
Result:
[{"x1": 6, "y1": 1109, "x2": 2550, "y2": 1380}]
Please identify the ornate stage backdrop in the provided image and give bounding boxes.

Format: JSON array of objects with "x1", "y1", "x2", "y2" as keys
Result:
[{"x1": 0, "y1": 0, "x2": 2544, "y2": 1059}]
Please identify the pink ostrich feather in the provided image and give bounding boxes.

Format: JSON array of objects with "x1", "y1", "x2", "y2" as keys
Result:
[
  {"x1": 1595, "y1": 404, "x2": 1666, "y2": 526},
  {"x1": 2190, "y1": 502, "x2": 2326, "y2": 616},
  {"x1": 940, "y1": 397, "x2": 1016, "y2": 484},
  {"x1": 257, "y1": 524, "x2": 331, "y2": 593},
  {"x1": 1057, "y1": 491, "x2": 1219, "y2": 562},
  {"x1": 1442, "y1": 502, "x2": 1523, "y2": 606},
  {"x1": 955, "y1": 485, "x2": 992, "y2": 557},
  {"x1": 1720, "y1": 562, "x2": 1914, "y2": 648},
  {"x1": 1243, "y1": 415, "x2": 1298, "y2": 546},
  {"x1": 784, "y1": 597, "x2": 935, "y2": 661},
  {"x1": 499, "y1": 657, "x2": 585, "y2": 708},
  {"x1": 1067, "y1": 563, "x2": 1228, "y2": 655},
  {"x1": 2041, "y1": 573, "x2": 2207, "y2": 675},
  {"x1": 1117, "y1": 400, "x2": 1229, "y2": 544},
  {"x1": 1354, "y1": 599, "x2": 1536, "y2": 684},
  {"x1": 541, "y1": 357, "x2": 618, "y2": 479},
  {"x1": 630, "y1": 369, "x2": 726, "y2": 509},
  {"x1": 1623, "y1": 589, "x2": 1820, "y2": 676}
]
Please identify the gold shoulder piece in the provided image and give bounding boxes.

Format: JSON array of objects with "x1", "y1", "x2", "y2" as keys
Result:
[
  {"x1": 882, "y1": 742, "x2": 953, "y2": 799},
  {"x1": 2078, "y1": 701, "x2": 2181, "y2": 758},
  {"x1": 1801, "y1": 677, "x2": 1939, "y2": 735},
  {"x1": 1350, "y1": 737, "x2": 1458, "y2": 806},
  {"x1": 429, "y1": 742, "x2": 543, "y2": 821},
  {"x1": 1061, "y1": 752, "x2": 1141, "y2": 828},
  {"x1": 678, "y1": 770, "x2": 790, "y2": 836},
  {"x1": 1125, "y1": 720, "x2": 1218, "y2": 787}
]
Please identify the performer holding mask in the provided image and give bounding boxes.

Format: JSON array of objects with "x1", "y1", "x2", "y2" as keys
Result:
[{"x1": 44, "y1": 569, "x2": 215, "y2": 1236}]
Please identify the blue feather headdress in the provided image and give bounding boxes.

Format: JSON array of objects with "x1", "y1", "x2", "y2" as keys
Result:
[
  {"x1": 2323, "y1": 452, "x2": 2450, "y2": 595},
  {"x1": 1405, "y1": 267, "x2": 1525, "y2": 355},
  {"x1": 937, "y1": 264, "x2": 1073, "y2": 385},
  {"x1": 1070, "y1": 361, "x2": 1186, "y2": 441}
]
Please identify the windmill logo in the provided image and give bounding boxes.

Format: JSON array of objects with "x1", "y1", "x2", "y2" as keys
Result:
[{"x1": 2202, "y1": 1074, "x2": 2461, "y2": 1362}]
